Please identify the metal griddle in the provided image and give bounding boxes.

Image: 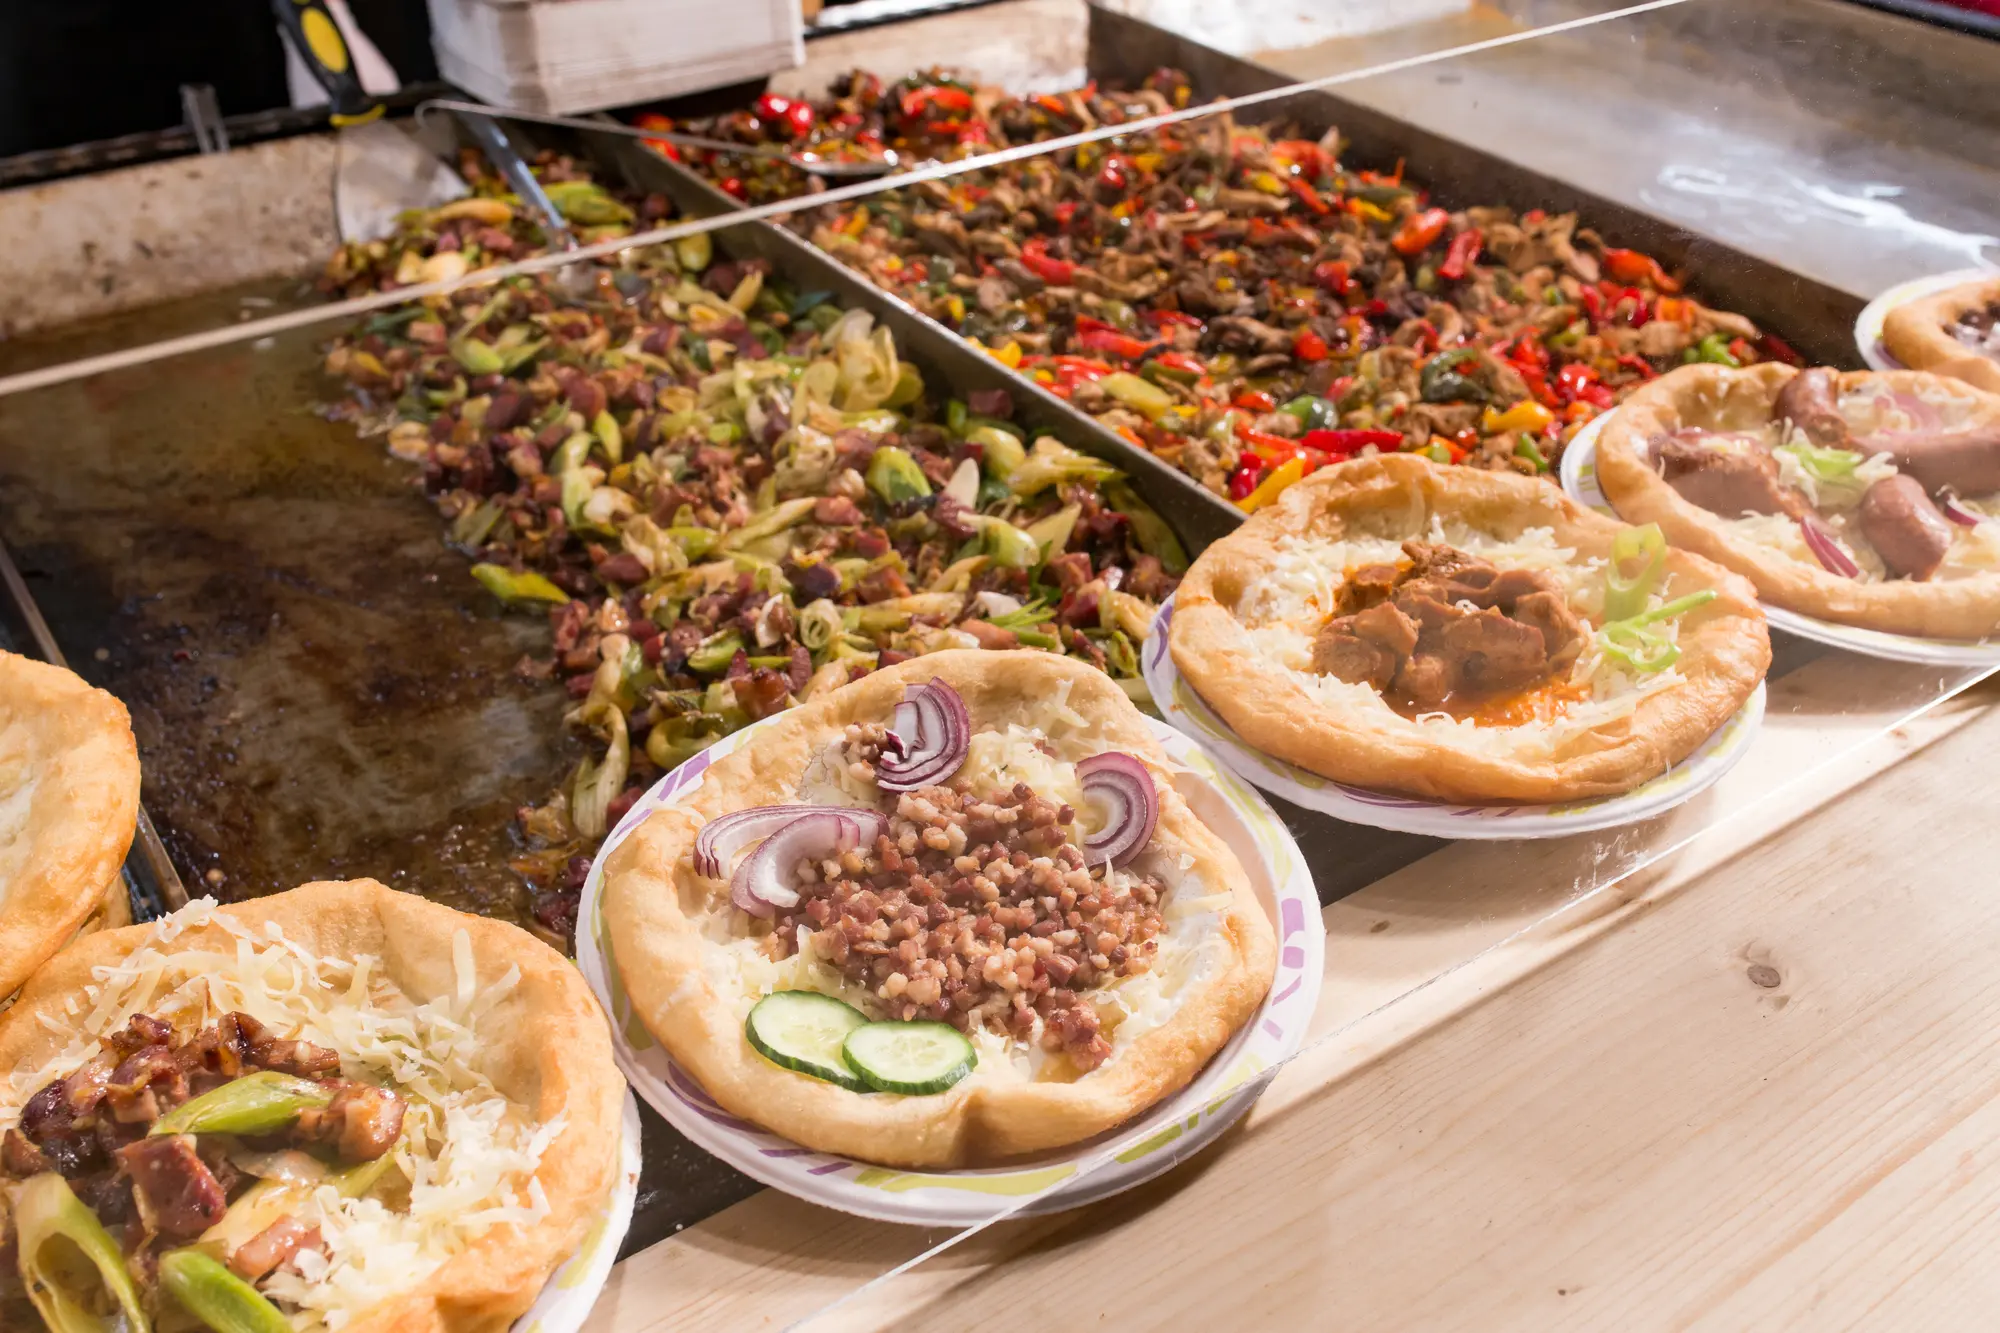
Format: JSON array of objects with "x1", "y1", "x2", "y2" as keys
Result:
[{"x1": 0, "y1": 5, "x2": 1864, "y2": 1249}]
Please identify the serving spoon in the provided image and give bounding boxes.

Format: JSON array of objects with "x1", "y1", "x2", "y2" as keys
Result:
[{"x1": 418, "y1": 99, "x2": 916, "y2": 181}]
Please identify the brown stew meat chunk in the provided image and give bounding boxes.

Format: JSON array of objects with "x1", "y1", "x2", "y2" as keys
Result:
[{"x1": 1313, "y1": 540, "x2": 1585, "y2": 710}]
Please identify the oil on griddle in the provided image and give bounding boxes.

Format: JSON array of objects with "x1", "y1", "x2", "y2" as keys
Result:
[{"x1": 0, "y1": 282, "x2": 569, "y2": 932}]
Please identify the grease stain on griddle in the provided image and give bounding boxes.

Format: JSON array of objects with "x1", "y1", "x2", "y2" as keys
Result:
[{"x1": 0, "y1": 281, "x2": 570, "y2": 927}]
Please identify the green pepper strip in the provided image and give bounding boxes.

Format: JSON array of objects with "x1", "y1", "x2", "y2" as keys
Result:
[
  {"x1": 1604, "y1": 523, "x2": 1668, "y2": 622},
  {"x1": 1419, "y1": 347, "x2": 1487, "y2": 404},
  {"x1": 1597, "y1": 591, "x2": 1718, "y2": 674},
  {"x1": 16, "y1": 1173, "x2": 153, "y2": 1333},
  {"x1": 159, "y1": 1248, "x2": 291, "y2": 1333},
  {"x1": 152, "y1": 1071, "x2": 333, "y2": 1138}
]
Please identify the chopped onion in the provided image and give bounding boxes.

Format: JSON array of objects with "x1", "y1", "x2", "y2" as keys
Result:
[
  {"x1": 1939, "y1": 492, "x2": 1983, "y2": 528},
  {"x1": 1077, "y1": 752, "x2": 1159, "y2": 868},
  {"x1": 876, "y1": 679, "x2": 971, "y2": 791},
  {"x1": 695, "y1": 805, "x2": 822, "y2": 879},
  {"x1": 730, "y1": 809, "x2": 888, "y2": 917},
  {"x1": 1800, "y1": 514, "x2": 1861, "y2": 578},
  {"x1": 974, "y1": 590, "x2": 1024, "y2": 618}
]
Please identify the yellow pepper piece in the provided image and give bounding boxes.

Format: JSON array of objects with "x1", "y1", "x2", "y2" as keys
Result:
[
  {"x1": 843, "y1": 208, "x2": 870, "y2": 237},
  {"x1": 946, "y1": 294, "x2": 966, "y2": 323},
  {"x1": 1352, "y1": 200, "x2": 1393, "y2": 224},
  {"x1": 1250, "y1": 171, "x2": 1285, "y2": 196},
  {"x1": 1480, "y1": 401, "x2": 1557, "y2": 435},
  {"x1": 987, "y1": 341, "x2": 1023, "y2": 368},
  {"x1": 1132, "y1": 152, "x2": 1164, "y2": 172},
  {"x1": 1237, "y1": 457, "x2": 1306, "y2": 513}
]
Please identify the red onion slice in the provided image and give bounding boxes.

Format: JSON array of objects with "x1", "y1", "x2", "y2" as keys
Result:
[
  {"x1": 1800, "y1": 514, "x2": 1861, "y2": 578},
  {"x1": 1881, "y1": 391, "x2": 1943, "y2": 432},
  {"x1": 1939, "y1": 492, "x2": 1983, "y2": 528},
  {"x1": 1077, "y1": 752, "x2": 1159, "y2": 868},
  {"x1": 876, "y1": 679, "x2": 971, "y2": 792},
  {"x1": 695, "y1": 805, "x2": 822, "y2": 879},
  {"x1": 729, "y1": 809, "x2": 888, "y2": 917}
]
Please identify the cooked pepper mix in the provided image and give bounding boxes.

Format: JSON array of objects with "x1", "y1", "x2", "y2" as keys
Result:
[
  {"x1": 647, "y1": 69, "x2": 1798, "y2": 507},
  {"x1": 319, "y1": 146, "x2": 676, "y2": 300},
  {"x1": 320, "y1": 153, "x2": 1185, "y2": 945}
]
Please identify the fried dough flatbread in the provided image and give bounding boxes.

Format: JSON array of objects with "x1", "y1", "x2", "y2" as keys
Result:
[
  {"x1": 1882, "y1": 274, "x2": 2000, "y2": 394},
  {"x1": 0, "y1": 879, "x2": 625, "y2": 1333},
  {"x1": 0, "y1": 652, "x2": 140, "y2": 999},
  {"x1": 1171, "y1": 454, "x2": 1769, "y2": 803},
  {"x1": 1597, "y1": 364, "x2": 2000, "y2": 638},
  {"x1": 602, "y1": 651, "x2": 1275, "y2": 1169}
]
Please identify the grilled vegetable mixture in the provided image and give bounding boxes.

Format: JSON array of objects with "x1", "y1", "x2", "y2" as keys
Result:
[
  {"x1": 646, "y1": 69, "x2": 1797, "y2": 506},
  {"x1": 321, "y1": 152, "x2": 1184, "y2": 944}
]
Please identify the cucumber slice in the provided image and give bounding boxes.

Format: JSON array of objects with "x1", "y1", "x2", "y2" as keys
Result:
[
  {"x1": 746, "y1": 992, "x2": 869, "y2": 1091},
  {"x1": 841, "y1": 1021, "x2": 977, "y2": 1095}
]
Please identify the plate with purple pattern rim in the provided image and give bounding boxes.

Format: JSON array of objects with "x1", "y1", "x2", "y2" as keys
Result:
[
  {"x1": 1562, "y1": 414, "x2": 2000, "y2": 667},
  {"x1": 1142, "y1": 591, "x2": 1766, "y2": 839},
  {"x1": 510, "y1": 1090, "x2": 642, "y2": 1333},
  {"x1": 573, "y1": 710, "x2": 1323, "y2": 1226},
  {"x1": 1855, "y1": 267, "x2": 1997, "y2": 374}
]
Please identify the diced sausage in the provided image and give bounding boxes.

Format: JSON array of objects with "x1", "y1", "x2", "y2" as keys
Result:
[{"x1": 118, "y1": 1135, "x2": 227, "y2": 1239}]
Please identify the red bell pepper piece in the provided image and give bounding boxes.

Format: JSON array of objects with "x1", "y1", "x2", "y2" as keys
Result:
[
  {"x1": 1438, "y1": 227, "x2": 1483, "y2": 281},
  {"x1": 753, "y1": 92, "x2": 794, "y2": 125},
  {"x1": 1390, "y1": 207, "x2": 1450, "y2": 256},
  {"x1": 1556, "y1": 363, "x2": 1615, "y2": 409},
  {"x1": 1044, "y1": 355, "x2": 1111, "y2": 386},
  {"x1": 1759, "y1": 331, "x2": 1803, "y2": 366},
  {"x1": 1292, "y1": 330, "x2": 1330, "y2": 362},
  {"x1": 1727, "y1": 337, "x2": 1757, "y2": 364},
  {"x1": 1098, "y1": 157, "x2": 1129, "y2": 191},
  {"x1": 631, "y1": 113, "x2": 682, "y2": 161},
  {"x1": 1238, "y1": 429, "x2": 1300, "y2": 461},
  {"x1": 784, "y1": 101, "x2": 816, "y2": 138},
  {"x1": 901, "y1": 85, "x2": 974, "y2": 122},
  {"x1": 1075, "y1": 327, "x2": 1153, "y2": 360},
  {"x1": 1233, "y1": 390, "x2": 1277, "y2": 413},
  {"x1": 1601, "y1": 248, "x2": 1682, "y2": 293},
  {"x1": 1227, "y1": 464, "x2": 1263, "y2": 501},
  {"x1": 1288, "y1": 178, "x2": 1331, "y2": 215},
  {"x1": 1614, "y1": 353, "x2": 1659, "y2": 380},
  {"x1": 1144, "y1": 309, "x2": 1204, "y2": 331},
  {"x1": 1300, "y1": 428, "x2": 1403, "y2": 457},
  {"x1": 1018, "y1": 237, "x2": 1076, "y2": 286},
  {"x1": 1578, "y1": 285, "x2": 1604, "y2": 325},
  {"x1": 1149, "y1": 350, "x2": 1208, "y2": 377},
  {"x1": 1311, "y1": 260, "x2": 1354, "y2": 295},
  {"x1": 719, "y1": 177, "x2": 747, "y2": 201}
]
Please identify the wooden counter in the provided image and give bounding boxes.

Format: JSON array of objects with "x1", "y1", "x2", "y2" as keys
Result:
[{"x1": 581, "y1": 660, "x2": 2000, "y2": 1330}]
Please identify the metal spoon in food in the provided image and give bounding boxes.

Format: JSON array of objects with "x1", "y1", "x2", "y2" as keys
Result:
[{"x1": 417, "y1": 99, "x2": 913, "y2": 180}]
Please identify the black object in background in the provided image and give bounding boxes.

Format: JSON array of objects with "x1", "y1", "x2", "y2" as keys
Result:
[{"x1": 0, "y1": 0, "x2": 437, "y2": 159}]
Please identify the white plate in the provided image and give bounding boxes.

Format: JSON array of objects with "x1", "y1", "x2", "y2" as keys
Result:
[
  {"x1": 1855, "y1": 267, "x2": 1996, "y2": 372},
  {"x1": 1141, "y1": 595, "x2": 1763, "y2": 839},
  {"x1": 574, "y1": 713, "x2": 1323, "y2": 1226},
  {"x1": 1562, "y1": 414, "x2": 2000, "y2": 666},
  {"x1": 510, "y1": 1091, "x2": 643, "y2": 1333}
]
